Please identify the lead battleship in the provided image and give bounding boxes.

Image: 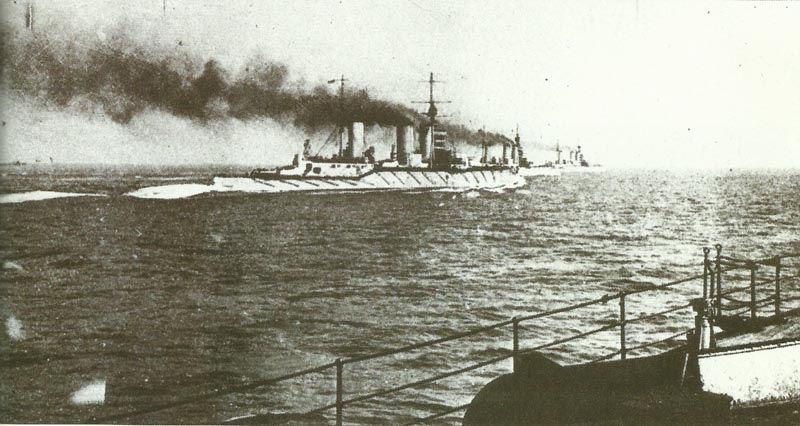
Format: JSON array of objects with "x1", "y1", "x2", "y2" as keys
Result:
[{"x1": 213, "y1": 74, "x2": 525, "y2": 193}]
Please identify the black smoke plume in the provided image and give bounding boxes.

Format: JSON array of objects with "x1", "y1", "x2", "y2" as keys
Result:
[{"x1": 2, "y1": 26, "x2": 418, "y2": 129}]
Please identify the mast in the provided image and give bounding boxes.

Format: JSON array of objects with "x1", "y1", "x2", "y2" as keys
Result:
[
  {"x1": 556, "y1": 141, "x2": 562, "y2": 164},
  {"x1": 414, "y1": 73, "x2": 449, "y2": 168},
  {"x1": 427, "y1": 73, "x2": 437, "y2": 167},
  {"x1": 25, "y1": 1, "x2": 34, "y2": 31},
  {"x1": 481, "y1": 126, "x2": 487, "y2": 164},
  {"x1": 328, "y1": 75, "x2": 348, "y2": 157}
]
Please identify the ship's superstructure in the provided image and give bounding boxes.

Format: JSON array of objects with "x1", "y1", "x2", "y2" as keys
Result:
[{"x1": 227, "y1": 74, "x2": 525, "y2": 193}]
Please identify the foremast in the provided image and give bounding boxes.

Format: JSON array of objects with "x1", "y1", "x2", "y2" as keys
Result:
[{"x1": 415, "y1": 73, "x2": 451, "y2": 169}]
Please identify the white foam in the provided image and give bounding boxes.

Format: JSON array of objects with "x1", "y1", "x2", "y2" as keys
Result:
[
  {"x1": 2, "y1": 261, "x2": 24, "y2": 271},
  {"x1": 126, "y1": 183, "x2": 215, "y2": 199},
  {"x1": 430, "y1": 187, "x2": 469, "y2": 193},
  {"x1": 6, "y1": 316, "x2": 25, "y2": 341},
  {"x1": 483, "y1": 186, "x2": 512, "y2": 193},
  {"x1": 0, "y1": 191, "x2": 105, "y2": 204},
  {"x1": 70, "y1": 380, "x2": 106, "y2": 405},
  {"x1": 462, "y1": 190, "x2": 481, "y2": 199}
]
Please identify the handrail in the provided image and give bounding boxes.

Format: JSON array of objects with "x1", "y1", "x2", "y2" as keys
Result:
[
  {"x1": 625, "y1": 329, "x2": 688, "y2": 354},
  {"x1": 91, "y1": 360, "x2": 338, "y2": 423},
  {"x1": 758, "y1": 253, "x2": 800, "y2": 264},
  {"x1": 717, "y1": 284, "x2": 751, "y2": 298},
  {"x1": 624, "y1": 273, "x2": 704, "y2": 296},
  {"x1": 310, "y1": 353, "x2": 512, "y2": 415},
  {"x1": 754, "y1": 277, "x2": 779, "y2": 287},
  {"x1": 589, "y1": 349, "x2": 624, "y2": 363},
  {"x1": 720, "y1": 253, "x2": 800, "y2": 266},
  {"x1": 318, "y1": 296, "x2": 705, "y2": 421},
  {"x1": 518, "y1": 323, "x2": 620, "y2": 356},
  {"x1": 589, "y1": 329, "x2": 687, "y2": 363},
  {"x1": 728, "y1": 298, "x2": 779, "y2": 317},
  {"x1": 517, "y1": 295, "x2": 616, "y2": 323},
  {"x1": 89, "y1": 247, "x2": 798, "y2": 425},
  {"x1": 721, "y1": 293, "x2": 775, "y2": 307},
  {"x1": 626, "y1": 302, "x2": 692, "y2": 325},
  {"x1": 341, "y1": 319, "x2": 514, "y2": 366}
]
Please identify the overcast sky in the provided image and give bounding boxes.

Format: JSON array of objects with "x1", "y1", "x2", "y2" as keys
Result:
[{"x1": 2, "y1": 0, "x2": 799, "y2": 168}]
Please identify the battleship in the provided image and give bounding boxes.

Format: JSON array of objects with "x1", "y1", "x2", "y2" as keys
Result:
[{"x1": 213, "y1": 74, "x2": 526, "y2": 194}]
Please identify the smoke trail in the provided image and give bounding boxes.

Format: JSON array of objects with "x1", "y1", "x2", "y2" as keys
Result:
[
  {"x1": 2, "y1": 25, "x2": 418, "y2": 129},
  {"x1": 446, "y1": 125, "x2": 518, "y2": 148}
]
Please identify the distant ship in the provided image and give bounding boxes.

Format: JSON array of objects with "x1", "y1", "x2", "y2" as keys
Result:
[
  {"x1": 518, "y1": 142, "x2": 602, "y2": 176},
  {"x1": 514, "y1": 131, "x2": 561, "y2": 177},
  {"x1": 214, "y1": 74, "x2": 525, "y2": 193},
  {"x1": 0, "y1": 160, "x2": 28, "y2": 167},
  {"x1": 552, "y1": 143, "x2": 603, "y2": 173}
]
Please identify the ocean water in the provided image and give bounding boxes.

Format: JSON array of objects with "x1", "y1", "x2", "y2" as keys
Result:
[{"x1": 1, "y1": 165, "x2": 799, "y2": 425}]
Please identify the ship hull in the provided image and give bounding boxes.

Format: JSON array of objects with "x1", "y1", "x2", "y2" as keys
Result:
[{"x1": 215, "y1": 169, "x2": 525, "y2": 193}]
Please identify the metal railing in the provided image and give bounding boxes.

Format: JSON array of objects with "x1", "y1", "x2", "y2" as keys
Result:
[
  {"x1": 712, "y1": 246, "x2": 800, "y2": 321},
  {"x1": 91, "y1": 247, "x2": 800, "y2": 425}
]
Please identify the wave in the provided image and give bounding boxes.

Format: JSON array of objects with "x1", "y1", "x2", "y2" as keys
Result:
[
  {"x1": 2, "y1": 261, "x2": 24, "y2": 271},
  {"x1": 5, "y1": 316, "x2": 25, "y2": 341},
  {"x1": 126, "y1": 184, "x2": 215, "y2": 200},
  {"x1": 70, "y1": 380, "x2": 106, "y2": 405},
  {"x1": 0, "y1": 191, "x2": 105, "y2": 204}
]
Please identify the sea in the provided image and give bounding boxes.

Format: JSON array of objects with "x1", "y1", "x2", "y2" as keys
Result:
[{"x1": 1, "y1": 165, "x2": 799, "y2": 425}]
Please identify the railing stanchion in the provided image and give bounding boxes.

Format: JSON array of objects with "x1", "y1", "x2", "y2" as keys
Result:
[
  {"x1": 335, "y1": 359, "x2": 343, "y2": 426},
  {"x1": 512, "y1": 317, "x2": 519, "y2": 373},
  {"x1": 703, "y1": 248, "x2": 710, "y2": 299},
  {"x1": 715, "y1": 244, "x2": 723, "y2": 316},
  {"x1": 749, "y1": 262, "x2": 758, "y2": 320},
  {"x1": 709, "y1": 259, "x2": 716, "y2": 301},
  {"x1": 619, "y1": 293, "x2": 627, "y2": 360},
  {"x1": 775, "y1": 257, "x2": 782, "y2": 315}
]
